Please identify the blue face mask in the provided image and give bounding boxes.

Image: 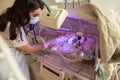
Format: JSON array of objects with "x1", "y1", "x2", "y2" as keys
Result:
[{"x1": 29, "y1": 16, "x2": 40, "y2": 24}]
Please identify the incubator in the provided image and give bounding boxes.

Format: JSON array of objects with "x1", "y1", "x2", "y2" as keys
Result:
[{"x1": 32, "y1": 16, "x2": 100, "y2": 80}]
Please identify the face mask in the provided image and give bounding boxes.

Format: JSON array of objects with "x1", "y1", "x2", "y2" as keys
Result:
[{"x1": 29, "y1": 16, "x2": 40, "y2": 24}]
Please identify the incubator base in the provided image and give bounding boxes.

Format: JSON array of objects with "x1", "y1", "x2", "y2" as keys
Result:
[{"x1": 35, "y1": 52, "x2": 95, "y2": 80}]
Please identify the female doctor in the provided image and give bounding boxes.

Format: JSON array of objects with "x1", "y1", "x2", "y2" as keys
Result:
[{"x1": 0, "y1": 0, "x2": 46, "y2": 80}]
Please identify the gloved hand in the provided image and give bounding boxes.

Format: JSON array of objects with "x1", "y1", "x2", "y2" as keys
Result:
[
  {"x1": 51, "y1": 46, "x2": 57, "y2": 51},
  {"x1": 39, "y1": 36, "x2": 49, "y2": 49},
  {"x1": 44, "y1": 42, "x2": 49, "y2": 49}
]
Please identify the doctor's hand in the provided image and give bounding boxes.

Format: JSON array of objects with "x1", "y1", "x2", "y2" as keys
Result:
[
  {"x1": 43, "y1": 42, "x2": 49, "y2": 49},
  {"x1": 39, "y1": 36, "x2": 50, "y2": 50}
]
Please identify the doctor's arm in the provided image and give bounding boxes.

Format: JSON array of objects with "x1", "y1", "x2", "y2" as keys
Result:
[
  {"x1": 18, "y1": 42, "x2": 45, "y2": 53},
  {"x1": 14, "y1": 27, "x2": 45, "y2": 53}
]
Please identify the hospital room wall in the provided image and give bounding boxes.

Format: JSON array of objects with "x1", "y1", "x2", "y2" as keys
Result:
[
  {"x1": 45, "y1": 0, "x2": 89, "y2": 10},
  {"x1": 46, "y1": 0, "x2": 120, "y2": 11},
  {"x1": 91, "y1": 0, "x2": 120, "y2": 11}
]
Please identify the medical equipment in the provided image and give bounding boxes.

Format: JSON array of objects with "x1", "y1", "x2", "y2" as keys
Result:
[
  {"x1": 39, "y1": 0, "x2": 51, "y2": 12},
  {"x1": 39, "y1": 0, "x2": 68, "y2": 30},
  {"x1": 34, "y1": 16, "x2": 100, "y2": 80},
  {"x1": 40, "y1": 60, "x2": 65, "y2": 80},
  {"x1": 40, "y1": 7, "x2": 68, "y2": 29}
]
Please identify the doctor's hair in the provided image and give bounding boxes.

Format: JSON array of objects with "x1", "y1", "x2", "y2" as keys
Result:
[{"x1": 0, "y1": 0, "x2": 44, "y2": 40}]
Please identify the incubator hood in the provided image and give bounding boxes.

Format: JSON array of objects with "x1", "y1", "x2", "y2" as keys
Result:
[{"x1": 40, "y1": 7, "x2": 68, "y2": 29}]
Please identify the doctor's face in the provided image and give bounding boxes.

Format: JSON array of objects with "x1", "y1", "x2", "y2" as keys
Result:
[{"x1": 29, "y1": 8, "x2": 41, "y2": 24}]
